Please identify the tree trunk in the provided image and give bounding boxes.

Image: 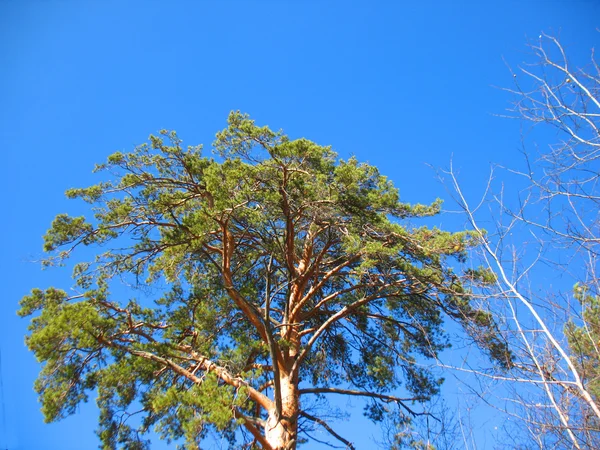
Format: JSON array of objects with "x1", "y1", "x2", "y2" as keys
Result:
[{"x1": 264, "y1": 373, "x2": 299, "y2": 450}]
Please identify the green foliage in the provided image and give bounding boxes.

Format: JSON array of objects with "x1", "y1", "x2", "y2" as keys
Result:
[
  {"x1": 566, "y1": 284, "x2": 600, "y2": 401},
  {"x1": 20, "y1": 112, "x2": 509, "y2": 449}
]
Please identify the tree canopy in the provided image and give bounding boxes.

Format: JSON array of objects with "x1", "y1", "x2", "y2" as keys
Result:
[{"x1": 20, "y1": 112, "x2": 509, "y2": 449}]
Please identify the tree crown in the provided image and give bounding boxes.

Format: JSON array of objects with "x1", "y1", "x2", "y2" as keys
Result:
[{"x1": 20, "y1": 112, "x2": 509, "y2": 449}]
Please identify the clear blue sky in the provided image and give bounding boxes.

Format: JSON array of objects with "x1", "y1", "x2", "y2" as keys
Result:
[{"x1": 1, "y1": 1, "x2": 598, "y2": 449}]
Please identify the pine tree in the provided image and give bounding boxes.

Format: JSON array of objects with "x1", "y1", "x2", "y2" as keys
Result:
[{"x1": 20, "y1": 112, "x2": 509, "y2": 449}]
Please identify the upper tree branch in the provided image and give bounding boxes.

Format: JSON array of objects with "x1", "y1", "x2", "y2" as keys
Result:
[
  {"x1": 291, "y1": 287, "x2": 394, "y2": 375},
  {"x1": 290, "y1": 254, "x2": 361, "y2": 321},
  {"x1": 221, "y1": 223, "x2": 271, "y2": 344}
]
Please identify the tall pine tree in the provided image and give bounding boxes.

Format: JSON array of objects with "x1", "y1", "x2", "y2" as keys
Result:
[{"x1": 20, "y1": 112, "x2": 509, "y2": 449}]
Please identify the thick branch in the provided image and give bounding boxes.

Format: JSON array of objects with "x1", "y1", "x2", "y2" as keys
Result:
[
  {"x1": 100, "y1": 336, "x2": 273, "y2": 411},
  {"x1": 291, "y1": 254, "x2": 361, "y2": 321},
  {"x1": 234, "y1": 410, "x2": 274, "y2": 450}
]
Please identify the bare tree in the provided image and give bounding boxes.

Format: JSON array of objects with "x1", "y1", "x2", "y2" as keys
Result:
[{"x1": 444, "y1": 33, "x2": 600, "y2": 449}]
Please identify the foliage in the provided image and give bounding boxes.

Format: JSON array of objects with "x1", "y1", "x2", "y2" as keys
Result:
[
  {"x1": 20, "y1": 112, "x2": 509, "y2": 449},
  {"x1": 566, "y1": 285, "x2": 600, "y2": 403}
]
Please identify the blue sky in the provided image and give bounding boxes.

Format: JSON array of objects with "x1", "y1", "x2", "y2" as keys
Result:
[{"x1": 1, "y1": 1, "x2": 599, "y2": 449}]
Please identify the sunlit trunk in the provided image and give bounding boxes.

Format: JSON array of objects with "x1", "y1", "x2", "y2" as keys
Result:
[{"x1": 264, "y1": 374, "x2": 299, "y2": 450}]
